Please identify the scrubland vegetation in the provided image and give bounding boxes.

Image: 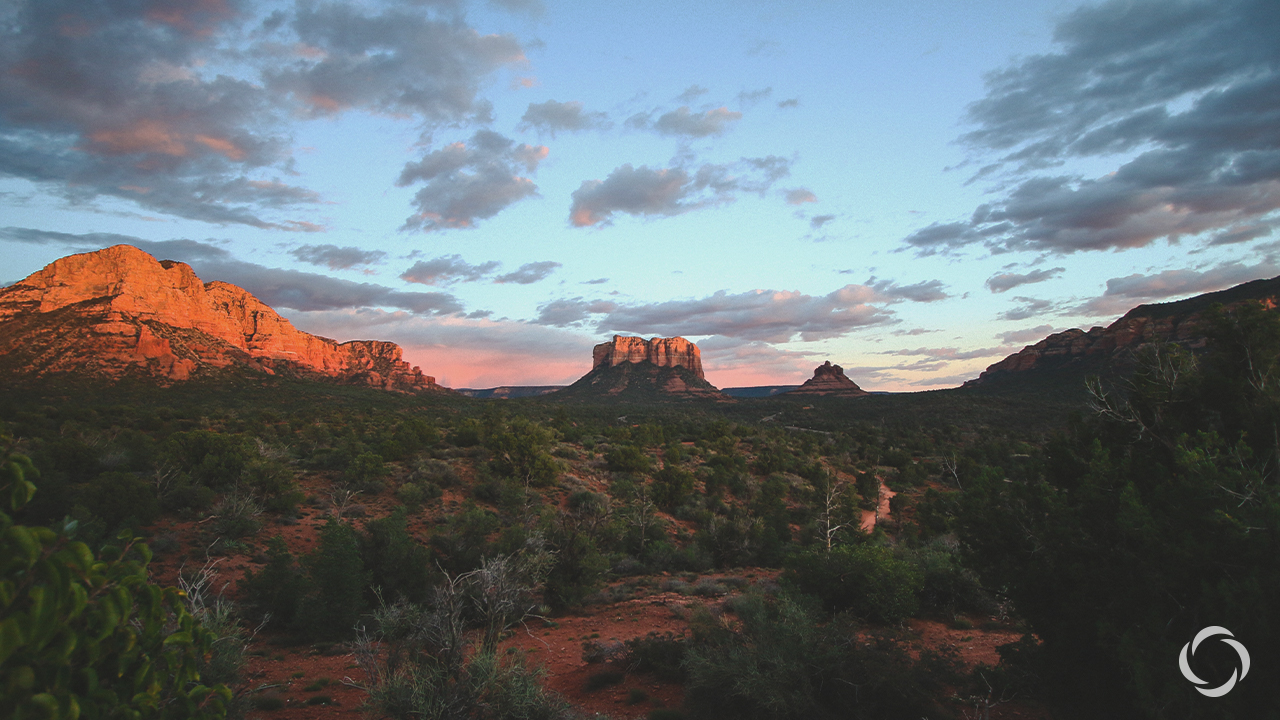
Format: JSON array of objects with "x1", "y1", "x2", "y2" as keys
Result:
[{"x1": 3, "y1": 303, "x2": 1278, "y2": 719}]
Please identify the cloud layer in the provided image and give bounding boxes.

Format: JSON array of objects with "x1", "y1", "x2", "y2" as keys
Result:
[
  {"x1": 569, "y1": 156, "x2": 791, "y2": 226},
  {"x1": 905, "y1": 0, "x2": 1280, "y2": 256}
]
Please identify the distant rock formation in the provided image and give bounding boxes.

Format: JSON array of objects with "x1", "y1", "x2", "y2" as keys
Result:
[
  {"x1": 554, "y1": 335, "x2": 725, "y2": 400},
  {"x1": 786, "y1": 361, "x2": 868, "y2": 396},
  {"x1": 0, "y1": 244, "x2": 443, "y2": 392},
  {"x1": 969, "y1": 275, "x2": 1280, "y2": 387},
  {"x1": 592, "y1": 335, "x2": 705, "y2": 376}
]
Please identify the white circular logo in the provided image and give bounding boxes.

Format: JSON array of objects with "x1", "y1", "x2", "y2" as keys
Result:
[{"x1": 1179, "y1": 626, "x2": 1250, "y2": 697}]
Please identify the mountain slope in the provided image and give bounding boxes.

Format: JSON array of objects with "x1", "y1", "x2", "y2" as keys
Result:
[{"x1": 0, "y1": 245, "x2": 443, "y2": 392}]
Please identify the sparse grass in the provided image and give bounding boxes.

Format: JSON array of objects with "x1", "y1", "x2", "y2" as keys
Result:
[{"x1": 627, "y1": 688, "x2": 649, "y2": 705}]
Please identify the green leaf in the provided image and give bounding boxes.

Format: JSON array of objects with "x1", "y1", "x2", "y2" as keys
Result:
[{"x1": 0, "y1": 616, "x2": 25, "y2": 666}]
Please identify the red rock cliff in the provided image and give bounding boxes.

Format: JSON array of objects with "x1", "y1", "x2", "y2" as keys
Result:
[
  {"x1": 591, "y1": 335, "x2": 705, "y2": 378},
  {"x1": 0, "y1": 245, "x2": 441, "y2": 391}
]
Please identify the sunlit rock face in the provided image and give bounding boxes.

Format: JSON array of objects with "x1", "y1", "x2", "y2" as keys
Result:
[
  {"x1": 0, "y1": 244, "x2": 441, "y2": 391},
  {"x1": 786, "y1": 361, "x2": 868, "y2": 396},
  {"x1": 591, "y1": 335, "x2": 706, "y2": 378},
  {"x1": 557, "y1": 335, "x2": 724, "y2": 400}
]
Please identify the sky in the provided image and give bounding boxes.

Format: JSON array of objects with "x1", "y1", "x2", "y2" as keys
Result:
[{"x1": 2, "y1": 0, "x2": 1278, "y2": 390}]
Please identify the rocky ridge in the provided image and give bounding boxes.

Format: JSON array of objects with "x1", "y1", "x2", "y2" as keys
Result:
[
  {"x1": 785, "y1": 361, "x2": 868, "y2": 396},
  {"x1": 0, "y1": 245, "x2": 442, "y2": 392},
  {"x1": 970, "y1": 275, "x2": 1280, "y2": 386}
]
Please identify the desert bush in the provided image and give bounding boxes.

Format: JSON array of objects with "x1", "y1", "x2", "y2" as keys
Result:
[
  {"x1": 411, "y1": 458, "x2": 460, "y2": 487},
  {"x1": 783, "y1": 545, "x2": 922, "y2": 624},
  {"x1": 342, "y1": 451, "x2": 388, "y2": 493},
  {"x1": 293, "y1": 518, "x2": 368, "y2": 641},
  {"x1": 683, "y1": 593, "x2": 956, "y2": 720},
  {"x1": 239, "y1": 536, "x2": 308, "y2": 630},
  {"x1": 73, "y1": 470, "x2": 161, "y2": 530},
  {"x1": 605, "y1": 444, "x2": 652, "y2": 474},
  {"x1": 431, "y1": 505, "x2": 501, "y2": 575},
  {"x1": 209, "y1": 493, "x2": 263, "y2": 540},
  {"x1": 356, "y1": 550, "x2": 567, "y2": 720},
  {"x1": 486, "y1": 416, "x2": 560, "y2": 487},
  {"x1": 651, "y1": 464, "x2": 694, "y2": 510},
  {"x1": 624, "y1": 632, "x2": 687, "y2": 681},
  {"x1": 362, "y1": 507, "x2": 433, "y2": 604}
]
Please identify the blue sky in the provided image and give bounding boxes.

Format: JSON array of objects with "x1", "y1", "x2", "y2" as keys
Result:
[{"x1": 3, "y1": 0, "x2": 1278, "y2": 389}]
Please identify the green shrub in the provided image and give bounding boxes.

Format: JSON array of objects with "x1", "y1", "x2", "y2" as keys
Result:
[
  {"x1": 0, "y1": 443, "x2": 231, "y2": 720},
  {"x1": 362, "y1": 507, "x2": 432, "y2": 604},
  {"x1": 343, "y1": 451, "x2": 388, "y2": 493},
  {"x1": 73, "y1": 470, "x2": 160, "y2": 530},
  {"x1": 293, "y1": 518, "x2": 368, "y2": 641},
  {"x1": 209, "y1": 493, "x2": 263, "y2": 540},
  {"x1": 783, "y1": 545, "x2": 922, "y2": 623},
  {"x1": 683, "y1": 593, "x2": 956, "y2": 720},
  {"x1": 605, "y1": 444, "x2": 652, "y2": 473},
  {"x1": 240, "y1": 536, "x2": 308, "y2": 630},
  {"x1": 624, "y1": 631, "x2": 687, "y2": 682},
  {"x1": 652, "y1": 464, "x2": 694, "y2": 510}
]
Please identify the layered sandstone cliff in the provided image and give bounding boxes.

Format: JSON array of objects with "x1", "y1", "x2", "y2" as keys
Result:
[
  {"x1": 591, "y1": 335, "x2": 706, "y2": 377},
  {"x1": 786, "y1": 361, "x2": 868, "y2": 396},
  {"x1": 0, "y1": 245, "x2": 441, "y2": 392},
  {"x1": 557, "y1": 335, "x2": 724, "y2": 399}
]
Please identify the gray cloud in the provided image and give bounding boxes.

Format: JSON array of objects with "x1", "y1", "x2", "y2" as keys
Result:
[
  {"x1": 0, "y1": 0, "x2": 316, "y2": 228},
  {"x1": 494, "y1": 261, "x2": 561, "y2": 285},
  {"x1": 0, "y1": 0, "x2": 527, "y2": 230},
  {"x1": 675, "y1": 85, "x2": 709, "y2": 103},
  {"x1": 534, "y1": 297, "x2": 619, "y2": 326},
  {"x1": 997, "y1": 325, "x2": 1056, "y2": 344},
  {"x1": 906, "y1": 0, "x2": 1280, "y2": 255},
  {"x1": 397, "y1": 130, "x2": 547, "y2": 231},
  {"x1": 998, "y1": 296, "x2": 1057, "y2": 321},
  {"x1": 291, "y1": 244, "x2": 386, "y2": 270},
  {"x1": 810, "y1": 214, "x2": 835, "y2": 229},
  {"x1": 985, "y1": 267, "x2": 1065, "y2": 293},
  {"x1": 400, "y1": 255, "x2": 501, "y2": 285},
  {"x1": 867, "y1": 277, "x2": 950, "y2": 303},
  {"x1": 777, "y1": 98, "x2": 800, "y2": 109},
  {"x1": 1076, "y1": 259, "x2": 1280, "y2": 316},
  {"x1": 736, "y1": 88, "x2": 772, "y2": 107},
  {"x1": 518, "y1": 99, "x2": 612, "y2": 137},
  {"x1": 785, "y1": 188, "x2": 818, "y2": 205},
  {"x1": 626, "y1": 106, "x2": 743, "y2": 138},
  {"x1": 2, "y1": 227, "x2": 461, "y2": 315},
  {"x1": 538, "y1": 284, "x2": 896, "y2": 343},
  {"x1": 264, "y1": 2, "x2": 522, "y2": 122},
  {"x1": 569, "y1": 156, "x2": 791, "y2": 227},
  {"x1": 884, "y1": 346, "x2": 1015, "y2": 362}
]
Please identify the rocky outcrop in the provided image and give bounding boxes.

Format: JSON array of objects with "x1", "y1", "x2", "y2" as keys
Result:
[
  {"x1": 592, "y1": 335, "x2": 705, "y2": 378},
  {"x1": 0, "y1": 245, "x2": 443, "y2": 392},
  {"x1": 555, "y1": 336, "x2": 725, "y2": 400},
  {"x1": 786, "y1": 361, "x2": 868, "y2": 396},
  {"x1": 969, "y1": 275, "x2": 1280, "y2": 387}
]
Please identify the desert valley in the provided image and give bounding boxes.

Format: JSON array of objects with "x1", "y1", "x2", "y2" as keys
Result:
[{"x1": 4, "y1": 245, "x2": 1280, "y2": 720}]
